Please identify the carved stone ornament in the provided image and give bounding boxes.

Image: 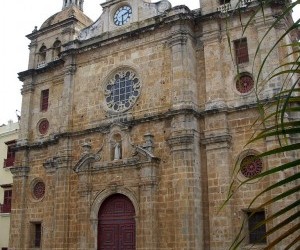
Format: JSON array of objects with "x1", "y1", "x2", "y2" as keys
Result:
[
  {"x1": 74, "y1": 144, "x2": 103, "y2": 173},
  {"x1": 10, "y1": 166, "x2": 30, "y2": 178}
]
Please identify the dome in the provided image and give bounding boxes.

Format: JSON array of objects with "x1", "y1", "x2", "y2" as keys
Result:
[{"x1": 40, "y1": 6, "x2": 92, "y2": 30}]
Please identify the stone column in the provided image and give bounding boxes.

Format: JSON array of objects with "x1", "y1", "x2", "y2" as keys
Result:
[
  {"x1": 77, "y1": 172, "x2": 93, "y2": 250},
  {"x1": 138, "y1": 160, "x2": 159, "y2": 249},
  {"x1": 18, "y1": 77, "x2": 35, "y2": 144},
  {"x1": 202, "y1": 112, "x2": 233, "y2": 250},
  {"x1": 202, "y1": 22, "x2": 227, "y2": 112},
  {"x1": 51, "y1": 146, "x2": 72, "y2": 249},
  {"x1": 60, "y1": 55, "x2": 76, "y2": 132},
  {"x1": 168, "y1": 26, "x2": 198, "y2": 110},
  {"x1": 167, "y1": 114, "x2": 202, "y2": 250},
  {"x1": 9, "y1": 166, "x2": 30, "y2": 250}
]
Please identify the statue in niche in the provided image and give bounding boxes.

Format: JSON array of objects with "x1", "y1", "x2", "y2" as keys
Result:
[{"x1": 114, "y1": 142, "x2": 122, "y2": 160}]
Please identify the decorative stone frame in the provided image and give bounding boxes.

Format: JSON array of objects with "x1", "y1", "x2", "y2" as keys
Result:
[
  {"x1": 236, "y1": 149, "x2": 264, "y2": 182},
  {"x1": 103, "y1": 66, "x2": 142, "y2": 114},
  {"x1": 38, "y1": 118, "x2": 50, "y2": 135},
  {"x1": 90, "y1": 187, "x2": 139, "y2": 249},
  {"x1": 30, "y1": 178, "x2": 46, "y2": 202},
  {"x1": 233, "y1": 72, "x2": 255, "y2": 95}
]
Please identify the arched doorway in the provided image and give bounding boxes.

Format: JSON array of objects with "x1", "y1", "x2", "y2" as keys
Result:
[{"x1": 98, "y1": 194, "x2": 136, "y2": 250}]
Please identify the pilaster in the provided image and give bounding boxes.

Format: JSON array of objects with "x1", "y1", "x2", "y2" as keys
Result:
[
  {"x1": 60, "y1": 57, "x2": 76, "y2": 132},
  {"x1": 202, "y1": 23, "x2": 227, "y2": 112},
  {"x1": 168, "y1": 28, "x2": 198, "y2": 110},
  {"x1": 167, "y1": 113, "x2": 203, "y2": 249},
  {"x1": 138, "y1": 161, "x2": 159, "y2": 249},
  {"x1": 9, "y1": 166, "x2": 30, "y2": 249},
  {"x1": 202, "y1": 112, "x2": 233, "y2": 249},
  {"x1": 51, "y1": 143, "x2": 73, "y2": 249}
]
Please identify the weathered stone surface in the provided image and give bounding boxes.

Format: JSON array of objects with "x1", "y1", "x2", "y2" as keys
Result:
[{"x1": 10, "y1": 0, "x2": 299, "y2": 249}]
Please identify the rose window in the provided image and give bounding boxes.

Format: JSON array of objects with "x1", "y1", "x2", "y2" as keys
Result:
[
  {"x1": 39, "y1": 119, "x2": 49, "y2": 134},
  {"x1": 236, "y1": 75, "x2": 254, "y2": 94},
  {"x1": 240, "y1": 155, "x2": 263, "y2": 178},
  {"x1": 33, "y1": 181, "x2": 45, "y2": 200},
  {"x1": 105, "y1": 70, "x2": 141, "y2": 112}
]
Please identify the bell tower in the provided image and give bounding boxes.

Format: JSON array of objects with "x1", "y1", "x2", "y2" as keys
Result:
[
  {"x1": 200, "y1": 0, "x2": 221, "y2": 15},
  {"x1": 62, "y1": 0, "x2": 83, "y2": 11}
]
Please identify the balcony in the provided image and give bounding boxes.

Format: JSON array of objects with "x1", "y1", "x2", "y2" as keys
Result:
[
  {"x1": 0, "y1": 203, "x2": 11, "y2": 213},
  {"x1": 217, "y1": 0, "x2": 255, "y2": 13},
  {"x1": 4, "y1": 157, "x2": 14, "y2": 168}
]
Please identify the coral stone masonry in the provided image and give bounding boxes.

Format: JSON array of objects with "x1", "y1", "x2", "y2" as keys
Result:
[{"x1": 10, "y1": 0, "x2": 299, "y2": 249}]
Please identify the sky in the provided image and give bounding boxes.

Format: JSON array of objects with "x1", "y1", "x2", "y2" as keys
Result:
[{"x1": 0, "y1": 1, "x2": 298, "y2": 125}]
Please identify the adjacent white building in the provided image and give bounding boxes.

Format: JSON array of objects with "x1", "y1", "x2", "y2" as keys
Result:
[{"x1": 0, "y1": 121, "x2": 18, "y2": 250}]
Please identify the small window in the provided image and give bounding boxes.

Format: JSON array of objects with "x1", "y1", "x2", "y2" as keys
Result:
[
  {"x1": 1, "y1": 188, "x2": 12, "y2": 213},
  {"x1": 240, "y1": 155, "x2": 263, "y2": 178},
  {"x1": 236, "y1": 74, "x2": 254, "y2": 94},
  {"x1": 4, "y1": 140, "x2": 16, "y2": 168},
  {"x1": 247, "y1": 211, "x2": 267, "y2": 244},
  {"x1": 32, "y1": 223, "x2": 42, "y2": 248},
  {"x1": 41, "y1": 89, "x2": 49, "y2": 111},
  {"x1": 234, "y1": 38, "x2": 249, "y2": 64}
]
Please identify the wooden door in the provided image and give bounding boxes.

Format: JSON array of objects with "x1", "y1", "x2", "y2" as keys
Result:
[{"x1": 98, "y1": 194, "x2": 135, "y2": 250}]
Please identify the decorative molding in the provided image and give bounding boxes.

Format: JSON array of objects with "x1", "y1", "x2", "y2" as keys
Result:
[
  {"x1": 167, "y1": 133, "x2": 195, "y2": 147},
  {"x1": 64, "y1": 64, "x2": 77, "y2": 75},
  {"x1": 21, "y1": 83, "x2": 35, "y2": 94},
  {"x1": 10, "y1": 166, "x2": 30, "y2": 178},
  {"x1": 201, "y1": 134, "x2": 232, "y2": 145},
  {"x1": 167, "y1": 31, "x2": 189, "y2": 47}
]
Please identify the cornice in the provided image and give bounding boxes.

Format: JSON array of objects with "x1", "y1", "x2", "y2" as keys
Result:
[
  {"x1": 18, "y1": 59, "x2": 64, "y2": 81},
  {"x1": 13, "y1": 99, "x2": 274, "y2": 152},
  {"x1": 10, "y1": 166, "x2": 30, "y2": 178}
]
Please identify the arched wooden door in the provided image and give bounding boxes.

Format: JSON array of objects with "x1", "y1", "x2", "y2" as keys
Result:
[{"x1": 98, "y1": 194, "x2": 136, "y2": 250}]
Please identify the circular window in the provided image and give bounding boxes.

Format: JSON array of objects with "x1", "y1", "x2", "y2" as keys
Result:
[
  {"x1": 105, "y1": 69, "x2": 141, "y2": 112},
  {"x1": 240, "y1": 155, "x2": 263, "y2": 178},
  {"x1": 33, "y1": 181, "x2": 45, "y2": 200},
  {"x1": 236, "y1": 74, "x2": 254, "y2": 94},
  {"x1": 38, "y1": 119, "x2": 49, "y2": 134}
]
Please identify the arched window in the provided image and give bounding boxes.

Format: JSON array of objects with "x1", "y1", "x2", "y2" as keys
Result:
[
  {"x1": 52, "y1": 40, "x2": 61, "y2": 60},
  {"x1": 39, "y1": 45, "x2": 47, "y2": 62}
]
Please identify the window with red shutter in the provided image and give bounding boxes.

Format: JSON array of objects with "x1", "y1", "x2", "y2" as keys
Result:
[
  {"x1": 4, "y1": 140, "x2": 16, "y2": 168},
  {"x1": 41, "y1": 89, "x2": 49, "y2": 111},
  {"x1": 1, "y1": 187, "x2": 12, "y2": 213},
  {"x1": 234, "y1": 38, "x2": 249, "y2": 64}
]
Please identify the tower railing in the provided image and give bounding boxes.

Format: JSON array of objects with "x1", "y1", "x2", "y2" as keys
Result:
[{"x1": 217, "y1": 0, "x2": 255, "y2": 13}]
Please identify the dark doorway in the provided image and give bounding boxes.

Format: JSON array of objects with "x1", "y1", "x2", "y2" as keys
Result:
[{"x1": 98, "y1": 194, "x2": 136, "y2": 250}]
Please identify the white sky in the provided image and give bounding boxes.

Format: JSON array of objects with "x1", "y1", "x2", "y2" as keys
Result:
[{"x1": 0, "y1": 1, "x2": 298, "y2": 125}]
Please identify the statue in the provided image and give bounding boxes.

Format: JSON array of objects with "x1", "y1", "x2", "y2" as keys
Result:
[{"x1": 114, "y1": 142, "x2": 121, "y2": 160}]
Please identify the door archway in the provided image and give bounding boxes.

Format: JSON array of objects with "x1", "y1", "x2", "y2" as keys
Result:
[{"x1": 98, "y1": 194, "x2": 136, "y2": 250}]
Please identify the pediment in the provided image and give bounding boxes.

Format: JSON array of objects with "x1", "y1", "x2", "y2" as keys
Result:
[{"x1": 78, "y1": 0, "x2": 171, "y2": 41}]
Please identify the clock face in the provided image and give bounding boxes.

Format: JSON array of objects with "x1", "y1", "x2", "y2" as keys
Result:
[{"x1": 114, "y1": 5, "x2": 132, "y2": 26}]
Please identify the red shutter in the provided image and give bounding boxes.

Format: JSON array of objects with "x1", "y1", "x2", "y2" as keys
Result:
[
  {"x1": 2, "y1": 190, "x2": 12, "y2": 213},
  {"x1": 234, "y1": 38, "x2": 249, "y2": 64},
  {"x1": 41, "y1": 89, "x2": 49, "y2": 111},
  {"x1": 4, "y1": 141, "x2": 16, "y2": 168}
]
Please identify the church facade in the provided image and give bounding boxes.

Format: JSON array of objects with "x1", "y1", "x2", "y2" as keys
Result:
[{"x1": 10, "y1": 0, "x2": 298, "y2": 249}]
